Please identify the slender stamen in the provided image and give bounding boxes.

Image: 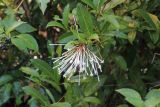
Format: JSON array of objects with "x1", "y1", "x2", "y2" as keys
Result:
[{"x1": 52, "y1": 44, "x2": 103, "y2": 84}]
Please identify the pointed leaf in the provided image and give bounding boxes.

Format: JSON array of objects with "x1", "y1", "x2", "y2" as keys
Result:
[
  {"x1": 77, "y1": 4, "x2": 94, "y2": 35},
  {"x1": 62, "y1": 5, "x2": 70, "y2": 29}
]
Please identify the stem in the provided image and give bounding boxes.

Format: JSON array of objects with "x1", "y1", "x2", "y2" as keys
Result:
[{"x1": 15, "y1": 0, "x2": 24, "y2": 11}]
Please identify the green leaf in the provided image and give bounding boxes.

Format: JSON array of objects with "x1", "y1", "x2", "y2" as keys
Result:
[
  {"x1": 31, "y1": 59, "x2": 60, "y2": 82},
  {"x1": 93, "y1": 0, "x2": 107, "y2": 11},
  {"x1": 56, "y1": 45, "x2": 62, "y2": 57},
  {"x1": 128, "y1": 31, "x2": 136, "y2": 44},
  {"x1": 149, "y1": 31, "x2": 159, "y2": 44},
  {"x1": 116, "y1": 88, "x2": 144, "y2": 107},
  {"x1": 23, "y1": 86, "x2": 49, "y2": 105},
  {"x1": 0, "y1": 26, "x2": 4, "y2": 34},
  {"x1": 21, "y1": 67, "x2": 39, "y2": 77},
  {"x1": 6, "y1": 21, "x2": 25, "y2": 34},
  {"x1": 62, "y1": 4, "x2": 70, "y2": 29},
  {"x1": 11, "y1": 34, "x2": 39, "y2": 53},
  {"x1": 43, "y1": 79, "x2": 61, "y2": 93},
  {"x1": 45, "y1": 88, "x2": 55, "y2": 103},
  {"x1": 77, "y1": 4, "x2": 94, "y2": 35},
  {"x1": 47, "y1": 40, "x2": 54, "y2": 57},
  {"x1": 47, "y1": 21, "x2": 65, "y2": 29},
  {"x1": 36, "y1": 0, "x2": 50, "y2": 14},
  {"x1": 58, "y1": 32, "x2": 76, "y2": 43},
  {"x1": 49, "y1": 102, "x2": 71, "y2": 107},
  {"x1": 83, "y1": 97, "x2": 101, "y2": 104},
  {"x1": 135, "y1": 9, "x2": 158, "y2": 30},
  {"x1": 113, "y1": 55, "x2": 127, "y2": 70},
  {"x1": 104, "y1": 0, "x2": 125, "y2": 11},
  {"x1": 0, "y1": 84, "x2": 12, "y2": 106},
  {"x1": 145, "y1": 97, "x2": 160, "y2": 107},
  {"x1": 144, "y1": 89, "x2": 160, "y2": 107},
  {"x1": 81, "y1": 0, "x2": 95, "y2": 9},
  {"x1": 84, "y1": 76, "x2": 107, "y2": 96},
  {"x1": 15, "y1": 23, "x2": 36, "y2": 33},
  {"x1": 146, "y1": 89, "x2": 160, "y2": 99},
  {"x1": 103, "y1": 14, "x2": 120, "y2": 29},
  {"x1": 0, "y1": 75, "x2": 13, "y2": 86}
]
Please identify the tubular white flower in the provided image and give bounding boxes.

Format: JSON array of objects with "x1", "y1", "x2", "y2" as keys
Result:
[{"x1": 52, "y1": 44, "x2": 104, "y2": 83}]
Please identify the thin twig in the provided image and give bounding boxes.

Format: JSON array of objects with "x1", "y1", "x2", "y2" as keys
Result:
[
  {"x1": 15, "y1": 0, "x2": 24, "y2": 11},
  {"x1": 151, "y1": 53, "x2": 160, "y2": 64}
]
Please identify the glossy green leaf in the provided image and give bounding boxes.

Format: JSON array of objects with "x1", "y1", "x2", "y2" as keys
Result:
[
  {"x1": 15, "y1": 23, "x2": 36, "y2": 33},
  {"x1": 6, "y1": 21, "x2": 25, "y2": 34},
  {"x1": 21, "y1": 67, "x2": 39, "y2": 77},
  {"x1": 116, "y1": 88, "x2": 144, "y2": 107},
  {"x1": 11, "y1": 34, "x2": 39, "y2": 53},
  {"x1": 144, "y1": 89, "x2": 160, "y2": 107},
  {"x1": 47, "y1": 21, "x2": 65, "y2": 29},
  {"x1": 77, "y1": 4, "x2": 94, "y2": 35}
]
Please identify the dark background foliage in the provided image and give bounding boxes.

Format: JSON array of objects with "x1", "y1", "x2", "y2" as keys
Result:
[{"x1": 0, "y1": 0, "x2": 160, "y2": 107}]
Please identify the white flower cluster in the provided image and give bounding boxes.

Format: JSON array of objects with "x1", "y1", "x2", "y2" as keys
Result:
[{"x1": 52, "y1": 44, "x2": 104, "y2": 82}]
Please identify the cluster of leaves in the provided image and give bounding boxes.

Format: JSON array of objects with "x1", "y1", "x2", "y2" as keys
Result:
[{"x1": 0, "y1": 0, "x2": 160, "y2": 107}]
